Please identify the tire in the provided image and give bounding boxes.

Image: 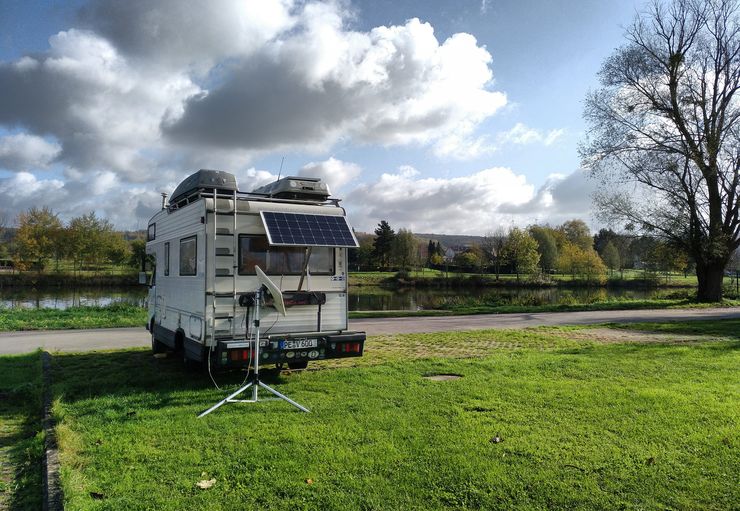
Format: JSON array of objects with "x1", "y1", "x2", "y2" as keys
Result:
[
  {"x1": 151, "y1": 328, "x2": 166, "y2": 354},
  {"x1": 287, "y1": 361, "x2": 308, "y2": 370}
]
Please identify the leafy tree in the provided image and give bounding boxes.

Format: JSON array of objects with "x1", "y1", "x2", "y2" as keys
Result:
[
  {"x1": 107, "y1": 234, "x2": 131, "y2": 266},
  {"x1": 426, "y1": 240, "x2": 435, "y2": 265},
  {"x1": 129, "y1": 239, "x2": 148, "y2": 269},
  {"x1": 645, "y1": 240, "x2": 690, "y2": 278},
  {"x1": 391, "y1": 228, "x2": 416, "y2": 269},
  {"x1": 601, "y1": 241, "x2": 621, "y2": 276},
  {"x1": 557, "y1": 243, "x2": 607, "y2": 283},
  {"x1": 559, "y1": 219, "x2": 592, "y2": 251},
  {"x1": 349, "y1": 235, "x2": 375, "y2": 271},
  {"x1": 529, "y1": 225, "x2": 559, "y2": 272},
  {"x1": 501, "y1": 227, "x2": 539, "y2": 281},
  {"x1": 68, "y1": 212, "x2": 124, "y2": 272},
  {"x1": 372, "y1": 220, "x2": 395, "y2": 270},
  {"x1": 582, "y1": 0, "x2": 740, "y2": 301},
  {"x1": 13, "y1": 207, "x2": 63, "y2": 272},
  {"x1": 453, "y1": 250, "x2": 481, "y2": 270}
]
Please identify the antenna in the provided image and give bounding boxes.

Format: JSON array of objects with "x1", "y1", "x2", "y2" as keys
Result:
[{"x1": 277, "y1": 157, "x2": 284, "y2": 181}]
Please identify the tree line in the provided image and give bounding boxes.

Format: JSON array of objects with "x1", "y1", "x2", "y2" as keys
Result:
[
  {"x1": 350, "y1": 218, "x2": 716, "y2": 283},
  {"x1": 0, "y1": 206, "x2": 145, "y2": 273}
]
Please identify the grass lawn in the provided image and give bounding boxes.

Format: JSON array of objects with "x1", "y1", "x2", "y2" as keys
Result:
[
  {"x1": 41, "y1": 321, "x2": 740, "y2": 510},
  {"x1": 348, "y1": 296, "x2": 740, "y2": 318},
  {"x1": 1, "y1": 298, "x2": 738, "y2": 331},
  {"x1": 348, "y1": 269, "x2": 733, "y2": 287},
  {"x1": 0, "y1": 352, "x2": 44, "y2": 510},
  {"x1": 0, "y1": 304, "x2": 147, "y2": 331}
]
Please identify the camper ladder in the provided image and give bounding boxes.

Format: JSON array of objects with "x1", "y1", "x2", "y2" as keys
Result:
[{"x1": 211, "y1": 189, "x2": 239, "y2": 348}]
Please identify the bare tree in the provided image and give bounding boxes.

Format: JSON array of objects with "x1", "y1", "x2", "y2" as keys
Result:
[
  {"x1": 582, "y1": 0, "x2": 740, "y2": 301},
  {"x1": 481, "y1": 227, "x2": 507, "y2": 279}
]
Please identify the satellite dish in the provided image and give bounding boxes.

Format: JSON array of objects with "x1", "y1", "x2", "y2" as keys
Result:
[{"x1": 255, "y1": 266, "x2": 286, "y2": 316}]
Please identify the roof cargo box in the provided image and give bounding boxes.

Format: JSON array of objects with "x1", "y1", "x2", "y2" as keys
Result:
[{"x1": 252, "y1": 176, "x2": 330, "y2": 201}]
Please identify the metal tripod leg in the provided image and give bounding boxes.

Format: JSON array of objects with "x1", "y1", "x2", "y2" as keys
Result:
[
  {"x1": 198, "y1": 381, "x2": 254, "y2": 418},
  {"x1": 198, "y1": 378, "x2": 310, "y2": 417},
  {"x1": 258, "y1": 381, "x2": 310, "y2": 412}
]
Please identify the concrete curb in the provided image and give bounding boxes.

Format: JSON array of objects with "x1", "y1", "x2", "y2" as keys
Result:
[{"x1": 41, "y1": 351, "x2": 63, "y2": 511}]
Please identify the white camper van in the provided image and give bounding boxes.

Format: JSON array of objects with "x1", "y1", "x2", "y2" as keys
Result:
[{"x1": 145, "y1": 169, "x2": 365, "y2": 369}]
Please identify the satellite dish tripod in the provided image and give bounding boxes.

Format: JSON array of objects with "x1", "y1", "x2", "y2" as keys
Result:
[{"x1": 198, "y1": 268, "x2": 310, "y2": 417}]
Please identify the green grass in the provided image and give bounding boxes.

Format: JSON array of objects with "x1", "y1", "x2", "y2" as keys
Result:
[
  {"x1": 0, "y1": 351, "x2": 44, "y2": 510},
  {"x1": 44, "y1": 321, "x2": 739, "y2": 510},
  {"x1": 348, "y1": 296, "x2": 740, "y2": 318},
  {"x1": 0, "y1": 304, "x2": 147, "y2": 331},
  {"x1": 349, "y1": 269, "x2": 725, "y2": 287},
  {"x1": 1, "y1": 297, "x2": 738, "y2": 331}
]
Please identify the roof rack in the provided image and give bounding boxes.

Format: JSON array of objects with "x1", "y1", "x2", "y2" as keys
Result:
[{"x1": 166, "y1": 169, "x2": 341, "y2": 212}]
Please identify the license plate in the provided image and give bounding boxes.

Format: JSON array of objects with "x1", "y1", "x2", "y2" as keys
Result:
[{"x1": 282, "y1": 338, "x2": 317, "y2": 350}]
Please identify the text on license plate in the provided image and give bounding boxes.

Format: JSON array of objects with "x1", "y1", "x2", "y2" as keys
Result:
[{"x1": 281, "y1": 339, "x2": 318, "y2": 349}]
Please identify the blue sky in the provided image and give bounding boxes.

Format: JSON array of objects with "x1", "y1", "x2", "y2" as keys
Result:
[{"x1": 0, "y1": 0, "x2": 647, "y2": 233}]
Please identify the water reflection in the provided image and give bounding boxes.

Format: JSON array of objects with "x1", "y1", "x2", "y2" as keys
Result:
[
  {"x1": 0, "y1": 285, "x2": 688, "y2": 311},
  {"x1": 347, "y1": 286, "x2": 686, "y2": 311},
  {"x1": 0, "y1": 287, "x2": 147, "y2": 309}
]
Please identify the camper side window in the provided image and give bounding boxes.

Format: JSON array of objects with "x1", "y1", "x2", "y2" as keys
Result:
[
  {"x1": 238, "y1": 236, "x2": 268, "y2": 274},
  {"x1": 147, "y1": 223, "x2": 156, "y2": 241},
  {"x1": 164, "y1": 242, "x2": 170, "y2": 276},
  {"x1": 238, "y1": 235, "x2": 334, "y2": 275},
  {"x1": 179, "y1": 236, "x2": 197, "y2": 276}
]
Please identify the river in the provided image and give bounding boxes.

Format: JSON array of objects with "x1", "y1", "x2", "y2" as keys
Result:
[{"x1": 0, "y1": 285, "x2": 686, "y2": 311}]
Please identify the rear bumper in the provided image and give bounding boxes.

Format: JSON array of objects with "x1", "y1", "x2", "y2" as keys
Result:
[{"x1": 216, "y1": 331, "x2": 366, "y2": 367}]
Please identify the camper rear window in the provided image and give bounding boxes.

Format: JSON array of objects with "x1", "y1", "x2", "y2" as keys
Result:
[
  {"x1": 238, "y1": 235, "x2": 334, "y2": 275},
  {"x1": 179, "y1": 236, "x2": 197, "y2": 276},
  {"x1": 147, "y1": 223, "x2": 155, "y2": 241}
]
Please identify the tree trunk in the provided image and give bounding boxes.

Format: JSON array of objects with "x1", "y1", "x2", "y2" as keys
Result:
[{"x1": 696, "y1": 261, "x2": 726, "y2": 302}]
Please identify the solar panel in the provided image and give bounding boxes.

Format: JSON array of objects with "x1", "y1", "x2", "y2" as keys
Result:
[{"x1": 260, "y1": 211, "x2": 359, "y2": 248}]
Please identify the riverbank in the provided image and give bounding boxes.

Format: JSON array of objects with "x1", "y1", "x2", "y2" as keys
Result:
[
  {"x1": 1, "y1": 268, "x2": 728, "y2": 291},
  {"x1": 0, "y1": 304, "x2": 147, "y2": 331},
  {"x1": 2, "y1": 299, "x2": 740, "y2": 331},
  {"x1": 348, "y1": 270, "x2": 729, "y2": 290}
]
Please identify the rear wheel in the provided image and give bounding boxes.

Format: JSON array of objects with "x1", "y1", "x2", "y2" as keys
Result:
[{"x1": 151, "y1": 325, "x2": 166, "y2": 354}]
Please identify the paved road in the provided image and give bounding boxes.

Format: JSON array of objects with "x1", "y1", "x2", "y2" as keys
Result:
[{"x1": 1, "y1": 307, "x2": 738, "y2": 355}]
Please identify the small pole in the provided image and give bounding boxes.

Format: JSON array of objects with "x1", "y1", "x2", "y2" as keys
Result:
[{"x1": 161, "y1": 192, "x2": 168, "y2": 210}]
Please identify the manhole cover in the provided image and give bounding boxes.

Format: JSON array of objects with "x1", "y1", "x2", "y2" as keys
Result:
[{"x1": 423, "y1": 374, "x2": 463, "y2": 381}]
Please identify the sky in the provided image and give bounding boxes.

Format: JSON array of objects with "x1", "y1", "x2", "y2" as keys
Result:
[{"x1": 0, "y1": 0, "x2": 649, "y2": 234}]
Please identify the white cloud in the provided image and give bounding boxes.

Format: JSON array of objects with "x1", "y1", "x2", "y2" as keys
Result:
[
  {"x1": 0, "y1": 29, "x2": 200, "y2": 182},
  {"x1": 543, "y1": 128, "x2": 565, "y2": 146},
  {"x1": 346, "y1": 166, "x2": 535, "y2": 234},
  {"x1": 496, "y1": 123, "x2": 565, "y2": 147},
  {"x1": 299, "y1": 157, "x2": 362, "y2": 193},
  {"x1": 78, "y1": 0, "x2": 297, "y2": 72},
  {"x1": 163, "y1": 15, "x2": 507, "y2": 158},
  {"x1": 345, "y1": 166, "x2": 594, "y2": 235},
  {"x1": 0, "y1": 1, "x2": 517, "y2": 229},
  {"x1": 0, "y1": 172, "x2": 66, "y2": 210},
  {"x1": 0, "y1": 134, "x2": 61, "y2": 170}
]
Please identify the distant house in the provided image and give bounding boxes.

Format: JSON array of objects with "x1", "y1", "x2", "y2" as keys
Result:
[{"x1": 443, "y1": 245, "x2": 473, "y2": 262}]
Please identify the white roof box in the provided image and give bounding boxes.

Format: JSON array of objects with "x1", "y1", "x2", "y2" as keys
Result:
[{"x1": 252, "y1": 176, "x2": 331, "y2": 201}]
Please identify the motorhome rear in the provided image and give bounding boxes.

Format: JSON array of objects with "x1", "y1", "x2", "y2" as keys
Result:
[{"x1": 145, "y1": 169, "x2": 365, "y2": 369}]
